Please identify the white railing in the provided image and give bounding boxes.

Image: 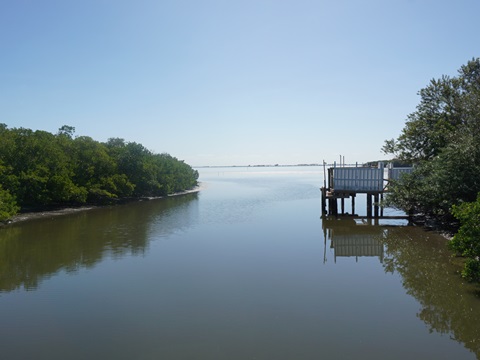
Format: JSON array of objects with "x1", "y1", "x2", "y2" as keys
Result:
[
  {"x1": 333, "y1": 167, "x2": 384, "y2": 192},
  {"x1": 330, "y1": 164, "x2": 413, "y2": 192}
]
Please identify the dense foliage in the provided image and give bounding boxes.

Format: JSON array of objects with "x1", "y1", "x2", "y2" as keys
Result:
[
  {"x1": 449, "y1": 196, "x2": 480, "y2": 282},
  {"x1": 0, "y1": 124, "x2": 198, "y2": 220},
  {"x1": 382, "y1": 58, "x2": 480, "y2": 281},
  {"x1": 383, "y1": 58, "x2": 480, "y2": 219}
]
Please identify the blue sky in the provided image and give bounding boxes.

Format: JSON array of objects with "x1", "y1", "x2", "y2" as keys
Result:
[{"x1": 1, "y1": 0, "x2": 479, "y2": 166}]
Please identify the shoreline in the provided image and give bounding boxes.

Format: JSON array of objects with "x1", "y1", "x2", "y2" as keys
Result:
[{"x1": 3, "y1": 185, "x2": 202, "y2": 226}]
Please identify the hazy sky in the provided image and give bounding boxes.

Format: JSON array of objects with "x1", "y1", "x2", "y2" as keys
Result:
[{"x1": 1, "y1": 0, "x2": 479, "y2": 166}]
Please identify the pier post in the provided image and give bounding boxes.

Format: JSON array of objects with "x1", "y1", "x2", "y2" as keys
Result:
[
  {"x1": 374, "y1": 194, "x2": 379, "y2": 218},
  {"x1": 331, "y1": 197, "x2": 338, "y2": 216},
  {"x1": 351, "y1": 195, "x2": 355, "y2": 215},
  {"x1": 341, "y1": 197, "x2": 345, "y2": 215},
  {"x1": 321, "y1": 187, "x2": 327, "y2": 216},
  {"x1": 380, "y1": 193, "x2": 384, "y2": 217},
  {"x1": 366, "y1": 193, "x2": 372, "y2": 218}
]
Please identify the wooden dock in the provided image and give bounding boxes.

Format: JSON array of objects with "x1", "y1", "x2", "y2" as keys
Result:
[{"x1": 320, "y1": 162, "x2": 412, "y2": 219}]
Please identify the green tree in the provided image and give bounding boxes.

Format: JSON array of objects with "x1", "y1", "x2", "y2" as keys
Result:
[
  {"x1": 0, "y1": 124, "x2": 198, "y2": 210},
  {"x1": 57, "y1": 125, "x2": 76, "y2": 138},
  {"x1": 70, "y1": 136, "x2": 121, "y2": 202},
  {"x1": 383, "y1": 58, "x2": 480, "y2": 221},
  {"x1": 449, "y1": 195, "x2": 480, "y2": 282},
  {"x1": 0, "y1": 185, "x2": 19, "y2": 221},
  {"x1": 383, "y1": 58, "x2": 480, "y2": 162},
  {"x1": 1, "y1": 127, "x2": 84, "y2": 206},
  {"x1": 385, "y1": 133, "x2": 480, "y2": 220}
]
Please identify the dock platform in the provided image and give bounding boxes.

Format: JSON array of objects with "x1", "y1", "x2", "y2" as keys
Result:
[{"x1": 320, "y1": 162, "x2": 412, "y2": 218}]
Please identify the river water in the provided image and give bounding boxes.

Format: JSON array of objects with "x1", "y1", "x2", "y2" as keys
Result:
[{"x1": 0, "y1": 166, "x2": 479, "y2": 359}]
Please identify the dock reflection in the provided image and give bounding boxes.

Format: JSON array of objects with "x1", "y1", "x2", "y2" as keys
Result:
[{"x1": 322, "y1": 216, "x2": 386, "y2": 263}]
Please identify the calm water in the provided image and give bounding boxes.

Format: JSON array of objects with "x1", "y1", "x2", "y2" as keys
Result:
[{"x1": 0, "y1": 166, "x2": 479, "y2": 360}]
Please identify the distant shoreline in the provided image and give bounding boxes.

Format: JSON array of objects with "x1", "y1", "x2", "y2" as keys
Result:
[
  {"x1": 194, "y1": 164, "x2": 323, "y2": 168},
  {"x1": 193, "y1": 162, "x2": 389, "y2": 168},
  {"x1": 4, "y1": 185, "x2": 202, "y2": 226}
]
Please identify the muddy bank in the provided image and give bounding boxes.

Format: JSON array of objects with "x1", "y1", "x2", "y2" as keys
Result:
[{"x1": 3, "y1": 185, "x2": 202, "y2": 226}]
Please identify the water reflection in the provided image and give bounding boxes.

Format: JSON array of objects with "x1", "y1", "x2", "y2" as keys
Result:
[
  {"x1": 380, "y1": 227, "x2": 480, "y2": 358},
  {"x1": 322, "y1": 217, "x2": 480, "y2": 358},
  {"x1": 0, "y1": 193, "x2": 198, "y2": 293},
  {"x1": 322, "y1": 217, "x2": 385, "y2": 263},
  {"x1": 0, "y1": 166, "x2": 479, "y2": 359}
]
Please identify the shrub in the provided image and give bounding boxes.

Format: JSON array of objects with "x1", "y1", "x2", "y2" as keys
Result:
[
  {"x1": 449, "y1": 194, "x2": 480, "y2": 282},
  {"x1": 0, "y1": 186, "x2": 20, "y2": 222}
]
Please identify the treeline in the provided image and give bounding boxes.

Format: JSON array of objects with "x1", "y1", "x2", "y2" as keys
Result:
[
  {"x1": 383, "y1": 58, "x2": 480, "y2": 281},
  {"x1": 0, "y1": 124, "x2": 198, "y2": 220}
]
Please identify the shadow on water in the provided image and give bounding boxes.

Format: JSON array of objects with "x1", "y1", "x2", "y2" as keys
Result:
[
  {"x1": 323, "y1": 217, "x2": 480, "y2": 358},
  {"x1": 0, "y1": 193, "x2": 199, "y2": 293}
]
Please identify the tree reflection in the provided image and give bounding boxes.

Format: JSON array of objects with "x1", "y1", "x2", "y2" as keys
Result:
[
  {"x1": 322, "y1": 219, "x2": 480, "y2": 357},
  {"x1": 0, "y1": 194, "x2": 198, "y2": 292},
  {"x1": 381, "y1": 227, "x2": 480, "y2": 357}
]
